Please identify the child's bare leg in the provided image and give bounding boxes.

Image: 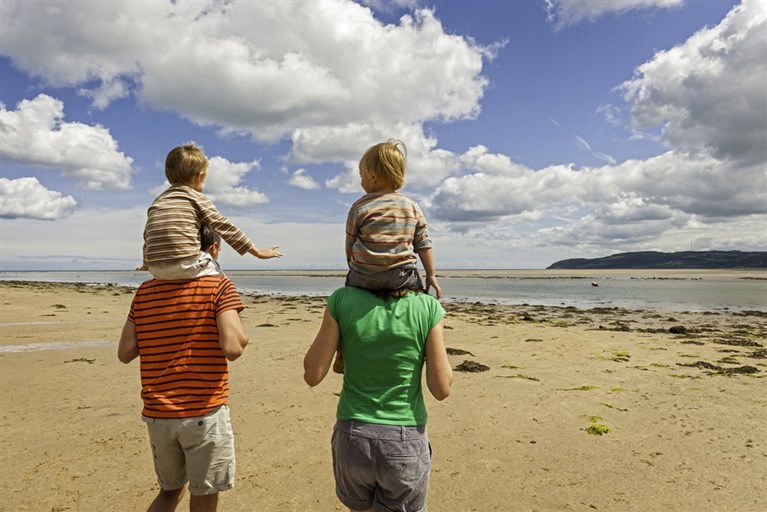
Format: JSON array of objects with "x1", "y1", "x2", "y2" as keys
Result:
[
  {"x1": 333, "y1": 350, "x2": 345, "y2": 374},
  {"x1": 190, "y1": 492, "x2": 218, "y2": 512}
]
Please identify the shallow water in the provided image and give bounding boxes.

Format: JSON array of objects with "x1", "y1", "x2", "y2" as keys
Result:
[
  {"x1": 2, "y1": 269, "x2": 765, "y2": 312},
  {"x1": 0, "y1": 340, "x2": 115, "y2": 353}
]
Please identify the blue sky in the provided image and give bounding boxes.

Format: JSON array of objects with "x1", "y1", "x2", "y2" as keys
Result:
[{"x1": 1, "y1": 0, "x2": 765, "y2": 270}]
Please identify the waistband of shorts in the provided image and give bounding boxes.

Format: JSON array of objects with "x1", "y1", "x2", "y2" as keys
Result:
[
  {"x1": 334, "y1": 419, "x2": 426, "y2": 441},
  {"x1": 142, "y1": 405, "x2": 226, "y2": 423}
]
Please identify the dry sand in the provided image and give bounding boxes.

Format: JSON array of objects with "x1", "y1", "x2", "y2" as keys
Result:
[{"x1": 0, "y1": 280, "x2": 765, "y2": 511}]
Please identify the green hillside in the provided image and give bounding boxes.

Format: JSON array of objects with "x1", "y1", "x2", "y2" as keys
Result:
[{"x1": 547, "y1": 251, "x2": 767, "y2": 269}]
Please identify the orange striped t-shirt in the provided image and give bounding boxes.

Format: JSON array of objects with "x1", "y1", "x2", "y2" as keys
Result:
[{"x1": 128, "y1": 276, "x2": 244, "y2": 418}]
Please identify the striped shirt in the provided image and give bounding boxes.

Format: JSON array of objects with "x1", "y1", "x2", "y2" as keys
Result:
[
  {"x1": 128, "y1": 276, "x2": 244, "y2": 418},
  {"x1": 345, "y1": 192, "x2": 432, "y2": 274},
  {"x1": 143, "y1": 184, "x2": 256, "y2": 267}
]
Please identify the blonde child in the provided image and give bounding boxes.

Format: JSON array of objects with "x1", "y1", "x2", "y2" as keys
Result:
[
  {"x1": 141, "y1": 142, "x2": 282, "y2": 279},
  {"x1": 334, "y1": 139, "x2": 442, "y2": 373}
]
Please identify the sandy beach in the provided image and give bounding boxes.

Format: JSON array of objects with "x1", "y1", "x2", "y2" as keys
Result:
[{"x1": 0, "y1": 279, "x2": 765, "y2": 511}]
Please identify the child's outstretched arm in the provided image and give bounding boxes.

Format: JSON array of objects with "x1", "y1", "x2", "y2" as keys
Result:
[
  {"x1": 249, "y1": 246, "x2": 283, "y2": 259},
  {"x1": 416, "y1": 247, "x2": 442, "y2": 299}
]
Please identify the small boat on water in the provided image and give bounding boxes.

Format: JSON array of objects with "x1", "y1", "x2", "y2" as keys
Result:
[{"x1": 591, "y1": 281, "x2": 599, "y2": 287}]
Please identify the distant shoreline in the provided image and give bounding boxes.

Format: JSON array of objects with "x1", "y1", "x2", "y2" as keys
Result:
[
  {"x1": 548, "y1": 250, "x2": 767, "y2": 270},
  {"x1": 2, "y1": 268, "x2": 766, "y2": 279},
  {"x1": 3, "y1": 269, "x2": 767, "y2": 313}
]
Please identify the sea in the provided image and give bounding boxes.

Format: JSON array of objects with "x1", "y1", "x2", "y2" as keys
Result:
[{"x1": 1, "y1": 269, "x2": 765, "y2": 313}]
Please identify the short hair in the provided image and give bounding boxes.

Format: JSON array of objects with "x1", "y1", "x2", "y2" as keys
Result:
[
  {"x1": 165, "y1": 142, "x2": 208, "y2": 184},
  {"x1": 372, "y1": 288, "x2": 422, "y2": 300},
  {"x1": 199, "y1": 223, "x2": 221, "y2": 252},
  {"x1": 359, "y1": 139, "x2": 407, "y2": 190}
]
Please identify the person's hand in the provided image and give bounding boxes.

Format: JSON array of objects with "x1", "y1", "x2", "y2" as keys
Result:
[
  {"x1": 425, "y1": 274, "x2": 442, "y2": 299},
  {"x1": 253, "y1": 246, "x2": 283, "y2": 259}
]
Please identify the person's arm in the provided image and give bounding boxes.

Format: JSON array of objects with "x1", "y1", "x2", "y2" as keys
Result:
[
  {"x1": 117, "y1": 319, "x2": 139, "y2": 364},
  {"x1": 416, "y1": 247, "x2": 442, "y2": 299},
  {"x1": 424, "y1": 319, "x2": 452, "y2": 400},
  {"x1": 197, "y1": 191, "x2": 280, "y2": 258},
  {"x1": 217, "y1": 309, "x2": 249, "y2": 361},
  {"x1": 303, "y1": 307, "x2": 340, "y2": 387}
]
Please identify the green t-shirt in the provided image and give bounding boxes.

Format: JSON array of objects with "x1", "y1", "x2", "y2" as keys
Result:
[{"x1": 327, "y1": 286, "x2": 445, "y2": 426}]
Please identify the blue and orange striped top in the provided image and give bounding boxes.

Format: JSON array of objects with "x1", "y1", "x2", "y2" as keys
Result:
[{"x1": 345, "y1": 192, "x2": 432, "y2": 274}]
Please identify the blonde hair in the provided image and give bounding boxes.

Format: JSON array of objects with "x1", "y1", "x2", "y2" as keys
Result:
[
  {"x1": 165, "y1": 142, "x2": 208, "y2": 184},
  {"x1": 359, "y1": 139, "x2": 407, "y2": 190}
]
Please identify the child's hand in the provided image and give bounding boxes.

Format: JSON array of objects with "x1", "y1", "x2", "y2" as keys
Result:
[
  {"x1": 252, "y1": 246, "x2": 283, "y2": 259},
  {"x1": 425, "y1": 275, "x2": 442, "y2": 299}
]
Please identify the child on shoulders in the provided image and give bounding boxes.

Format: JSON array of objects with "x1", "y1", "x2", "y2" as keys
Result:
[
  {"x1": 334, "y1": 139, "x2": 442, "y2": 373},
  {"x1": 140, "y1": 142, "x2": 282, "y2": 280}
]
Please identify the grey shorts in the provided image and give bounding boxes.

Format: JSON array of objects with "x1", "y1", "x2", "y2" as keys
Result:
[
  {"x1": 346, "y1": 267, "x2": 425, "y2": 292},
  {"x1": 142, "y1": 405, "x2": 235, "y2": 496},
  {"x1": 332, "y1": 420, "x2": 431, "y2": 512}
]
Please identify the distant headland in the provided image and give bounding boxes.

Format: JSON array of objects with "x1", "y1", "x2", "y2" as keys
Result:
[{"x1": 547, "y1": 250, "x2": 767, "y2": 269}]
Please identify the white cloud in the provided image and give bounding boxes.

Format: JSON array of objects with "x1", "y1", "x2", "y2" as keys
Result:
[
  {"x1": 427, "y1": 146, "x2": 766, "y2": 249},
  {"x1": 574, "y1": 135, "x2": 591, "y2": 152},
  {"x1": 325, "y1": 165, "x2": 362, "y2": 195},
  {"x1": 0, "y1": 177, "x2": 77, "y2": 220},
  {"x1": 147, "y1": 154, "x2": 270, "y2": 207},
  {"x1": 202, "y1": 156, "x2": 269, "y2": 207},
  {"x1": 300, "y1": 123, "x2": 458, "y2": 189},
  {"x1": 78, "y1": 78, "x2": 131, "y2": 110},
  {"x1": 408, "y1": 0, "x2": 764, "y2": 257},
  {"x1": 596, "y1": 104, "x2": 622, "y2": 127},
  {"x1": 0, "y1": 1, "x2": 492, "y2": 159},
  {"x1": 0, "y1": 204, "x2": 347, "y2": 271},
  {"x1": 545, "y1": 0, "x2": 683, "y2": 30},
  {"x1": 0, "y1": 94, "x2": 134, "y2": 190},
  {"x1": 621, "y1": 0, "x2": 767, "y2": 165},
  {"x1": 288, "y1": 169, "x2": 320, "y2": 190},
  {"x1": 574, "y1": 135, "x2": 617, "y2": 164},
  {"x1": 0, "y1": 206, "x2": 148, "y2": 270},
  {"x1": 1, "y1": 0, "x2": 764, "y2": 267}
]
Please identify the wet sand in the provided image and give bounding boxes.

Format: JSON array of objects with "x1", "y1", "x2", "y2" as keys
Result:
[{"x1": 0, "y1": 280, "x2": 765, "y2": 511}]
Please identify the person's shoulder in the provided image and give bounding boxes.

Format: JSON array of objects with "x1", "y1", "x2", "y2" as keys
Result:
[
  {"x1": 387, "y1": 192, "x2": 421, "y2": 208},
  {"x1": 350, "y1": 192, "x2": 380, "y2": 209},
  {"x1": 177, "y1": 184, "x2": 208, "y2": 199},
  {"x1": 163, "y1": 183, "x2": 207, "y2": 198},
  {"x1": 135, "y1": 278, "x2": 175, "y2": 297},
  {"x1": 408, "y1": 291, "x2": 440, "y2": 306},
  {"x1": 199, "y1": 274, "x2": 236, "y2": 287},
  {"x1": 136, "y1": 278, "x2": 157, "y2": 292},
  {"x1": 329, "y1": 285, "x2": 353, "y2": 298},
  {"x1": 149, "y1": 186, "x2": 174, "y2": 204},
  {"x1": 330, "y1": 285, "x2": 373, "y2": 301},
  {"x1": 396, "y1": 192, "x2": 421, "y2": 207}
]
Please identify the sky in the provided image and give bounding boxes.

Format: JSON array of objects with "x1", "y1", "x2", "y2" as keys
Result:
[{"x1": 1, "y1": 0, "x2": 765, "y2": 271}]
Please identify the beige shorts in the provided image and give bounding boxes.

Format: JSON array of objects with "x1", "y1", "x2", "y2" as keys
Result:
[
  {"x1": 148, "y1": 252, "x2": 222, "y2": 281},
  {"x1": 142, "y1": 405, "x2": 235, "y2": 495}
]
